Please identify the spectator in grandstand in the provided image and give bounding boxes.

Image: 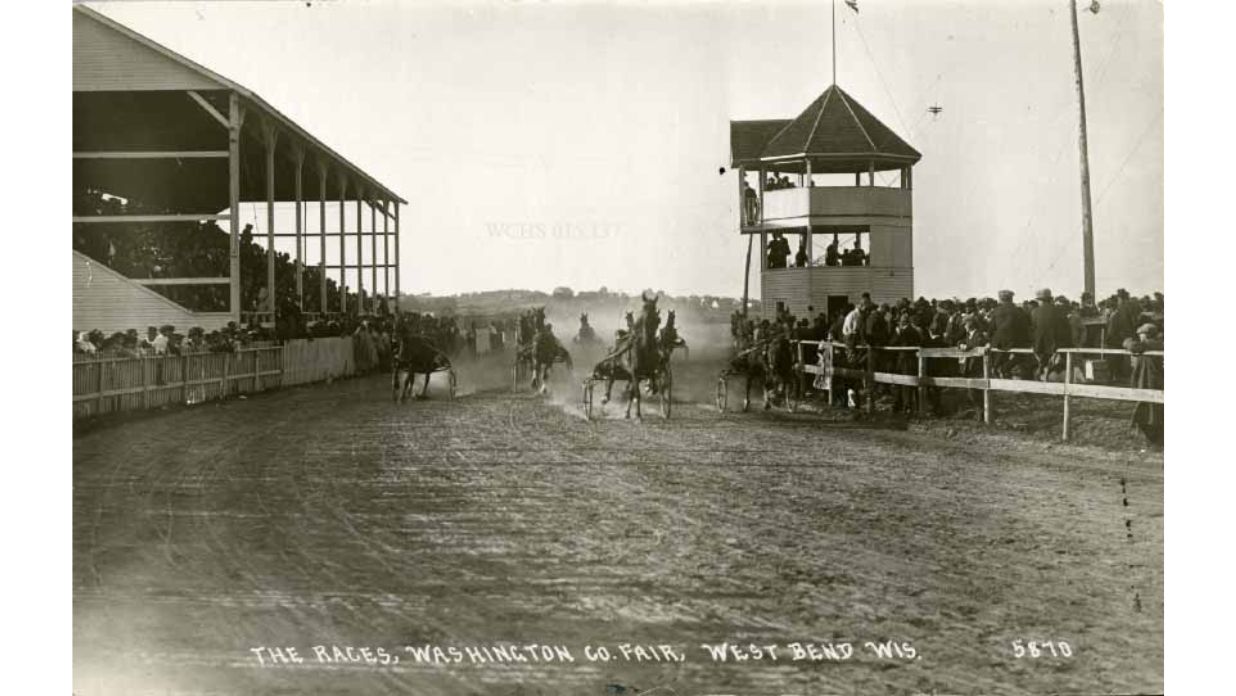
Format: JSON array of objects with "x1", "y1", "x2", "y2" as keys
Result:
[
  {"x1": 75, "y1": 331, "x2": 97, "y2": 355},
  {"x1": 795, "y1": 236, "x2": 809, "y2": 268}
]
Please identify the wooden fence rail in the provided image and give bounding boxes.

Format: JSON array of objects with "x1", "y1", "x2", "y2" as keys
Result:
[
  {"x1": 72, "y1": 337, "x2": 354, "y2": 419},
  {"x1": 793, "y1": 341, "x2": 1163, "y2": 442}
]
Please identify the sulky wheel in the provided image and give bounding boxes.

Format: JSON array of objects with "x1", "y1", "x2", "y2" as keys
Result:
[
  {"x1": 448, "y1": 370, "x2": 458, "y2": 400},
  {"x1": 715, "y1": 375, "x2": 728, "y2": 412},
  {"x1": 511, "y1": 361, "x2": 520, "y2": 392},
  {"x1": 582, "y1": 380, "x2": 594, "y2": 420}
]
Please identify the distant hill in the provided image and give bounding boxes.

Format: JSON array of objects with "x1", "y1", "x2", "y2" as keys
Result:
[{"x1": 398, "y1": 288, "x2": 759, "y2": 324}]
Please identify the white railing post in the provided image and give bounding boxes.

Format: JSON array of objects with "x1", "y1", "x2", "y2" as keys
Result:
[
  {"x1": 982, "y1": 349, "x2": 991, "y2": 424},
  {"x1": 1063, "y1": 351, "x2": 1073, "y2": 442},
  {"x1": 917, "y1": 351, "x2": 926, "y2": 416}
]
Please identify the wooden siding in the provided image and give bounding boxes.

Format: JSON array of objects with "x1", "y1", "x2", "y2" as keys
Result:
[
  {"x1": 73, "y1": 10, "x2": 222, "y2": 92},
  {"x1": 73, "y1": 250, "x2": 232, "y2": 333},
  {"x1": 762, "y1": 187, "x2": 912, "y2": 223},
  {"x1": 761, "y1": 266, "x2": 913, "y2": 318}
]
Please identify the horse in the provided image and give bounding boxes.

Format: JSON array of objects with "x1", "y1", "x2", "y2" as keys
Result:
[
  {"x1": 574, "y1": 313, "x2": 600, "y2": 346},
  {"x1": 721, "y1": 343, "x2": 767, "y2": 411},
  {"x1": 531, "y1": 323, "x2": 572, "y2": 394},
  {"x1": 392, "y1": 329, "x2": 451, "y2": 402},
  {"x1": 514, "y1": 307, "x2": 547, "y2": 385},
  {"x1": 760, "y1": 331, "x2": 799, "y2": 411},
  {"x1": 619, "y1": 292, "x2": 663, "y2": 419}
]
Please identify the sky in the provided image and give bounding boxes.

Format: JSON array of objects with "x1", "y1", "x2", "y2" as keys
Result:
[{"x1": 87, "y1": 0, "x2": 1163, "y2": 300}]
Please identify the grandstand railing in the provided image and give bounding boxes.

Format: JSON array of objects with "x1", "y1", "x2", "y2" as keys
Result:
[
  {"x1": 791, "y1": 341, "x2": 1163, "y2": 442},
  {"x1": 72, "y1": 337, "x2": 355, "y2": 419}
]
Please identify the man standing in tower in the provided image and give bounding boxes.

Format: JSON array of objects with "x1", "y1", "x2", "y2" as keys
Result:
[{"x1": 767, "y1": 231, "x2": 791, "y2": 269}]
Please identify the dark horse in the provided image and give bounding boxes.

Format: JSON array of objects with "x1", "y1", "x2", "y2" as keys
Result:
[
  {"x1": 760, "y1": 331, "x2": 799, "y2": 410},
  {"x1": 514, "y1": 307, "x2": 547, "y2": 388},
  {"x1": 531, "y1": 322, "x2": 572, "y2": 394},
  {"x1": 574, "y1": 313, "x2": 600, "y2": 347},
  {"x1": 618, "y1": 292, "x2": 663, "y2": 419},
  {"x1": 392, "y1": 328, "x2": 451, "y2": 402}
]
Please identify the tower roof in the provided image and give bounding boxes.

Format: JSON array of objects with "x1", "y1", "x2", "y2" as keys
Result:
[{"x1": 760, "y1": 85, "x2": 920, "y2": 173}]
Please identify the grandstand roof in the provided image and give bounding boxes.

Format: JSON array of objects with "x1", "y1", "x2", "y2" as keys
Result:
[{"x1": 72, "y1": 5, "x2": 405, "y2": 207}]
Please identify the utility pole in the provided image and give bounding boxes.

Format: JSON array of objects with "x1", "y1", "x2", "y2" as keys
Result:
[
  {"x1": 832, "y1": 0, "x2": 837, "y2": 84},
  {"x1": 1069, "y1": 0, "x2": 1096, "y2": 299}
]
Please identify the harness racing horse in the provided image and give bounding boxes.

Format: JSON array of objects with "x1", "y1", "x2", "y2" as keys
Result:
[
  {"x1": 392, "y1": 329, "x2": 455, "y2": 403},
  {"x1": 574, "y1": 313, "x2": 601, "y2": 347},
  {"x1": 530, "y1": 323, "x2": 572, "y2": 394},
  {"x1": 760, "y1": 331, "x2": 800, "y2": 411},
  {"x1": 619, "y1": 292, "x2": 666, "y2": 419},
  {"x1": 512, "y1": 307, "x2": 547, "y2": 390},
  {"x1": 717, "y1": 342, "x2": 767, "y2": 412}
]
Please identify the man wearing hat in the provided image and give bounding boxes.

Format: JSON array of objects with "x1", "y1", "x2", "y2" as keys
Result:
[
  {"x1": 990, "y1": 290, "x2": 1031, "y2": 378},
  {"x1": 1105, "y1": 288, "x2": 1143, "y2": 381},
  {"x1": 1030, "y1": 288, "x2": 1073, "y2": 380},
  {"x1": 1123, "y1": 323, "x2": 1163, "y2": 446}
]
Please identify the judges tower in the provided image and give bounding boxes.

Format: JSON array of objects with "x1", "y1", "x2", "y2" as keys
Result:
[{"x1": 731, "y1": 84, "x2": 921, "y2": 321}]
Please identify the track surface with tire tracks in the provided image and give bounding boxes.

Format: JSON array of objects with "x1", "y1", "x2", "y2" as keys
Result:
[{"x1": 73, "y1": 363, "x2": 1163, "y2": 695}]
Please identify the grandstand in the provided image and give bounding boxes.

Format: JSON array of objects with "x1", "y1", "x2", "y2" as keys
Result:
[{"x1": 72, "y1": 5, "x2": 406, "y2": 333}]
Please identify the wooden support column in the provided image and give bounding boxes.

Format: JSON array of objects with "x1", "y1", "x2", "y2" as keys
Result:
[
  {"x1": 382, "y1": 199, "x2": 390, "y2": 301},
  {"x1": 293, "y1": 145, "x2": 305, "y2": 310},
  {"x1": 394, "y1": 201, "x2": 401, "y2": 312},
  {"x1": 757, "y1": 166, "x2": 767, "y2": 316},
  {"x1": 868, "y1": 161, "x2": 875, "y2": 187},
  {"x1": 805, "y1": 158, "x2": 814, "y2": 263},
  {"x1": 337, "y1": 173, "x2": 348, "y2": 314},
  {"x1": 317, "y1": 161, "x2": 329, "y2": 313},
  {"x1": 228, "y1": 93, "x2": 245, "y2": 324},
  {"x1": 739, "y1": 166, "x2": 751, "y2": 318},
  {"x1": 370, "y1": 198, "x2": 378, "y2": 308},
  {"x1": 355, "y1": 185, "x2": 365, "y2": 314},
  {"x1": 261, "y1": 118, "x2": 279, "y2": 318},
  {"x1": 1062, "y1": 352, "x2": 1074, "y2": 441}
]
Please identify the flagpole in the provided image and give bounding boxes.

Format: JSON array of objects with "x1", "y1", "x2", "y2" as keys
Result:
[{"x1": 832, "y1": 0, "x2": 837, "y2": 84}]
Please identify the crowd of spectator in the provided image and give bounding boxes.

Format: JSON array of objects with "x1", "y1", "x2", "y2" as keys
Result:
[
  {"x1": 74, "y1": 188, "x2": 356, "y2": 315},
  {"x1": 730, "y1": 287, "x2": 1164, "y2": 442}
]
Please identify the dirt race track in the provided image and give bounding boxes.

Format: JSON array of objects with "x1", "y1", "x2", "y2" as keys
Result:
[{"x1": 73, "y1": 353, "x2": 1163, "y2": 696}]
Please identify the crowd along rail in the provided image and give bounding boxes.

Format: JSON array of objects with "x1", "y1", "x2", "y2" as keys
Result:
[
  {"x1": 72, "y1": 337, "x2": 355, "y2": 419},
  {"x1": 792, "y1": 340, "x2": 1163, "y2": 442}
]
